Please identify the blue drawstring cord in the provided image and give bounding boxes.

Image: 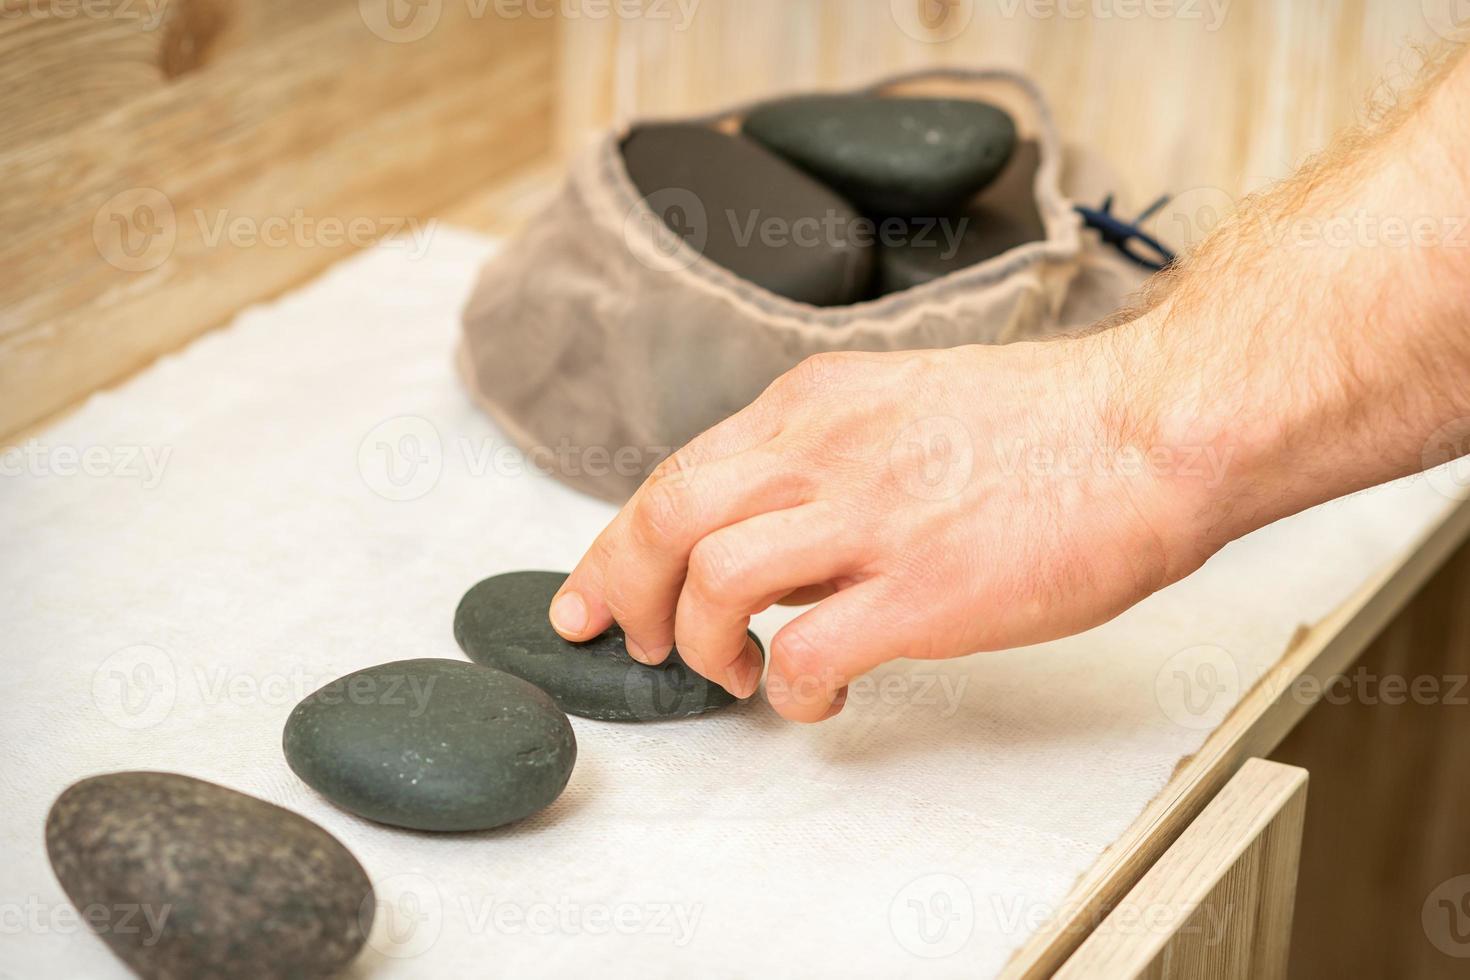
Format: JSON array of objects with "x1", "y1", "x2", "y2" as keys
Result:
[{"x1": 1074, "y1": 194, "x2": 1176, "y2": 271}]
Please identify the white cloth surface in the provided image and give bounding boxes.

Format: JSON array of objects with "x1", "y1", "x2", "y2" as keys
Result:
[{"x1": 2, "y1": 227, "x2": 1464, "y2": 979}]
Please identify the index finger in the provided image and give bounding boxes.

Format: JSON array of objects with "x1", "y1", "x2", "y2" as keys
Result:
[{"x1": 548, "y1": 399, "x2": 784, "y2": 651}]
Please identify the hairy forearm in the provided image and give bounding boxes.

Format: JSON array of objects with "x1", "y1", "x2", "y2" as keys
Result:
[{"x1": 1102, "y1": 45, "x2": 1470, "y2": 567}]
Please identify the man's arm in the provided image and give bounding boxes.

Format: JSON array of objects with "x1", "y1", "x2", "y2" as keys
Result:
[
  {"x1": 549, "y1": 45, "x2": 1470, "y2": 722},
  {"x1": 1109, "y1": 44, "x2": 1470, "y2": 548}
]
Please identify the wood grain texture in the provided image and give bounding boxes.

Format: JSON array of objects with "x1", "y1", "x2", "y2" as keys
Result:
[
  {"x1": 1055, "y1": 758, "x2": 1307, "y2": 980},
  {"x1": 0, "y1": 1, "x2": 557, "y2": 439},
  {"x1": 556, "y1": 0, "x2": 1450, "y2": 208},
  {"x1": 0, "y1": 0, "x2": 352, "y2": 153},
  {"x1": 1271, "y1": 533, "x2": 1470, "y2": 979},
  {"x1": 442, "y1": 162, "x2": 565, "y2": 237}
]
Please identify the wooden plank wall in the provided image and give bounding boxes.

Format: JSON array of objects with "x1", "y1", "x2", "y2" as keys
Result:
[
  {"x1": 7, "y1": 1, "x2": 1453, "y2": 439},
  {"x1": 0, "y1": 0, "x2": 558, "y2": 439},
  {"x1": 558, "y1": 0, "x2": 1451, "y2": 213}
]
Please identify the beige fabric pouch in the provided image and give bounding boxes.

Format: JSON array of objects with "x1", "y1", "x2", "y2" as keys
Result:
[{"x1": 459, "y1": 68, "x2": 1151, "y2": 501}]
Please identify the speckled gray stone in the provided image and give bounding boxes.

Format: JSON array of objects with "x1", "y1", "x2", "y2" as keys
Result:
[
  {"x1": 743, "y1": 95, "x2": 1017, "y2": 217},
  {"x1": 45, "y1": 771, "x2": 372, "y2": 980},
  {"x1": 283, "y1": 658, "x2": 575, "y2": 832},
  {"x1": 454, "y1": 570, "x2": 762, "y2": 722}
]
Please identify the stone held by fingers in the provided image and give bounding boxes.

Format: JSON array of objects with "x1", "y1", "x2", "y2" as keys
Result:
[{"x1": 454, "y1": 570, "x2": 764, "y2": 722}]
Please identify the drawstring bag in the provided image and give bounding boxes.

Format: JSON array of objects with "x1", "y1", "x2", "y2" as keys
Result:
[{"x1": 459, "y1": 68, "x2": 1157, "y2": 502}]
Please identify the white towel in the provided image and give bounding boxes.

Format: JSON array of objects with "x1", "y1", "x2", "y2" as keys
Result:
[{"x1": 2, "y1": 227, "x2": 1462, "y2": 979}]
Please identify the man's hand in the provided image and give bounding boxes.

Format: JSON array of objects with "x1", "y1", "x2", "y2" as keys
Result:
[
  {"x1": 549, "y1": 45, "x2": 1470, "y2": 721},
  {"x1": 548, "y1": 340, "x2": 1207, "y2": 722}
]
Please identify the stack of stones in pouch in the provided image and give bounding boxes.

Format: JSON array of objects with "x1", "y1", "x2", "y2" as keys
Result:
[{"x1": 622, "y1": 93, "x2": 1036, "y2": 305}]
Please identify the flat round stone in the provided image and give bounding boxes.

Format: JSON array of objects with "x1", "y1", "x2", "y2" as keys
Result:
[
  {"x1": 876, "y1": 140, "x2": 1045, "y2": 295},
  {"x1": 45, "y1": 771, "x2": 372, "y2": 980},
  {"x1": 621, "y1": 123, "x2": 874, "y2": 306},
  {"x1": 454, "y1": 570, "x2": 762, "y2": 722},
  {"x1": 743, "y1": 95, "x2": 1017, "y2": 217},
  {"x1": 283, "y1": 659, "x2": 576, "y2": 832}
]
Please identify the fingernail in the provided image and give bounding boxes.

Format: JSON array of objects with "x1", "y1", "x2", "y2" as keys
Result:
[
  {"x1": 550, "y1": 591, "x2": 587, "y2": 636},
  {"x1": 625, "y1": 636, "x2": 651, "y2": 664}
]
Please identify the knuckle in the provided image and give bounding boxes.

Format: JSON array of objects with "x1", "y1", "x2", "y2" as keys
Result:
[
  {"x1": 770, "y1": 353, "x2": 837, "y2": 400},
  {"x1": 589, "y1": 532, "x2": 619, "y2": 569},
  {"x1": 603, "y1": 585, "x2": 671, "y2": 639},
  {"x1": 687, "y1": 535, "x2": 746, "y2": 600},
  {"x1": 634, "y1": 478, "x2": 694, "y2": 546},
  {"x1": 787, "y1": 352, "x2": 850, "y2": 392},
  {"x1": 648, "y1": 452, "x2": 691, "y2": 486},
  {"x1": 772, "y1": 626, "x2": 827, "y2": 683}
]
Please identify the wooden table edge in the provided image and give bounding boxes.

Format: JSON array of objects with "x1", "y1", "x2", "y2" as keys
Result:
[
  {"x1": 1002, "y1": 494, "x2": 1470, "y2": 977},
  {"x1": 1053, "y1": 758, "x2": 1310, "y2": 978}
]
